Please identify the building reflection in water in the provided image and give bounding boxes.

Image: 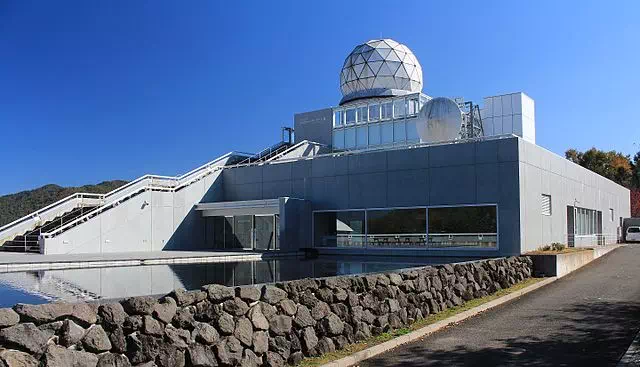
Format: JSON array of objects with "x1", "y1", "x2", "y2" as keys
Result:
[{"x1": 0, "y1": 256, "x2": 476, "y2": 307}]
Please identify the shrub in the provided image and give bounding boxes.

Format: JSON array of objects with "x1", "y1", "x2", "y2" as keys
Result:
[
  {"x1": 538, "y1": 245, "x2": 552, "y2": 251},
  {"x1": 551, "y1": 243, "x2": 566, "y2": 251}
]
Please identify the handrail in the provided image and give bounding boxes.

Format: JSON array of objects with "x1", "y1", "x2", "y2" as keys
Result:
[
  {"x1": 40, "y1": 152, "x2": 239, "y2": 239},
  {"x1": 264, "y1": 140, "x2": 328, "y2": 163},
  {"x1": 0, "y1": 193, "x2": 103, "y2": 233},
  {"x1": 238, "y1": 141, "x2": 290, "y2": 165},
  {"x1": 1, "y1": 151, "x2": 246, "y2": 242}
]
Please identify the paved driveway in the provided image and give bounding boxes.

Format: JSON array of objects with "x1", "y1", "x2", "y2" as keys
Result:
[{"x1": 361, "y1": 245, "x2": 640, "y2": 367}]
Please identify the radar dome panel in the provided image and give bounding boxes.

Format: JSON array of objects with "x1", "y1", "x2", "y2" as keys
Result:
[{"x1": 417, "y1": 97, "x2": 463, "y2": 143}]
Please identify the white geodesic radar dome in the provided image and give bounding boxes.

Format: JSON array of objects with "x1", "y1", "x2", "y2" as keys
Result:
[{"x1": 340, "y1": 39, "x2": 423, "y2": 105}]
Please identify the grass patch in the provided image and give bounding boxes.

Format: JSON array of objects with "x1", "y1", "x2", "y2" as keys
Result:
[
  {"x1": 298, "y1": 277, "x2": 545, "y2": 367},
  {"x1": 526, "y1": 242, "x2": 592, "y2": 255},
  {"x1": 525, "y1": 247, "x2": 591, "y2": 255}
]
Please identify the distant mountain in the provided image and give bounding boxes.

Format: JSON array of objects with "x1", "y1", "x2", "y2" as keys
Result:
[{"x1": 0, "y1": 180, "x2": 128, "y2": 227}]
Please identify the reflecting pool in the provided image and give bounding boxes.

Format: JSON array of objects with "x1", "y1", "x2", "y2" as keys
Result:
[{"x1": 0, "y1": 255, "x2": 476, "y2": 307}]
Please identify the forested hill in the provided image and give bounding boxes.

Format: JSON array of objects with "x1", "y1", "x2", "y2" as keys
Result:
[{"x1": 0, "y1": 180, "x2": 128, "y2": 227}]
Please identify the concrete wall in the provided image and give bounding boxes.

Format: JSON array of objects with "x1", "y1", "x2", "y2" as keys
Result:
[
  {"x1": 294, "y1": 108, "x2": 333, "y2": 147},
  {"x1": 517, "y1": 139, "x2": 630, "y2": 252},
  {"x1": 221, "y1": 137, "x2": 523, "y2": 256},
  {"x1": 43, "y1": 166, "x2": 227, "y2": 255}
]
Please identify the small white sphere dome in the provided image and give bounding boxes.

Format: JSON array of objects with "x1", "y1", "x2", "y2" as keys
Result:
[
  {"x1": 417, "y1": 97, "x2": 463, "y2": 143},
  {"x1": 339, "y1": 39, "x2": 423, "y2": 105}
]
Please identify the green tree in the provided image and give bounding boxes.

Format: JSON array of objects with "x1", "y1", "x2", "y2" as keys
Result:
[
  {"x1": 564, "y1": 147, "x2": 634, "y2": 188},
  {"x1": 564, "y1": 149, "x2": 582, "y2": 164},
  {"x1": 632, "y1": 151, "x2": 640, "y2": 188}
]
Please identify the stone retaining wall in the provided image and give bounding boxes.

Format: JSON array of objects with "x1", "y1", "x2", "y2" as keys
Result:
[{"x1": 0, "y1": 256, "x2": 532, "y2": 367}]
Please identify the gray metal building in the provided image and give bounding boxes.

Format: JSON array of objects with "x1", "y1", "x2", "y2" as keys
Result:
[
  {"x1": 209, "y1": 135, "x2": 629, "y2": 257},
  {"x1": 0, "y1": 38, "x2": 630, "y2": 256}
]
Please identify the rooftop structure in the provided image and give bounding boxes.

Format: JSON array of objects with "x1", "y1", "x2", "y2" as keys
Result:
[{"x1": 340, "y1": 39, "x2": 423, "y2": 105}]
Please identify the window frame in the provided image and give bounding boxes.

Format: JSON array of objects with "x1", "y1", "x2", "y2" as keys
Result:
[
  {"x1": 610, "y1": 208, "x2": 614, "y2": 222},
  {"x1": 368, "y1": 103, "x2": 380, "y2": 122},
  {"x1": 333, "y1": 110, "x2": 343, "y2": 127},
  {"x1": 345, "y1": 108, "x2": 356, "y2": 124},
  {"x1": 381, "y1": 102, "x2": 393, "y2": 120},
  {"x1": 393, "y1": 98, "x2": 406, "y2": 119},
  {"x1": 312, "y1": 204, "x2": 499, "y2": 251},
  {"x1": 356, "y1": 105, "x2": 368, "y2": 123},
  {"x1": 574, "y1": 206, "x2": 598, "y2": 236}
]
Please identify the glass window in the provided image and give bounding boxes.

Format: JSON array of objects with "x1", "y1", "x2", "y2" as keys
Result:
[
  {"x1": 367, "y1": 208, "x2": 426, "y2": 248},
  {"x1": 333, "y1": 110, "x2": 342, "y2": 127},
  {"x1": 333, "y1": 129, "x2": 345, "y2": 150},
  {"x1": 407, "y1": 98, "x2": 419, "y2": 115},
  {"x1": 575, "y1": 207, "x2": 597, "y2": 235},
  {"x1": 345, "y1": 127, "x2": 356, "y2": 149},
  {"x1": 610, "y1": 208, "x2": 614, "y2": 221},
  {"x1": 381, "y1": 122, "x2": 393, "y2": 144},
  {"x1": 357, "y1": 106, "x2": 368, "y2": 123},
  {"x1": 356, "y1": 126, "x2": 368, "y2": 148},
  {"x1": 629, "y1": 227, "x2": 640, "y2": 233},
  {"x1": 234, "y1": 215, "x2": 253, "y2": 249},
  {"x1": 393, "y1": 99, "x2": 406, "y2": 118},
  {"x1": 368, "y1": 124, "x2": 381, "y2": 146},
  {"x1": 224, "y1": 217, "x2": 234, "y2": 249},
  {"x1": 213, "y1": 216, "x2": 225, "y2": 249},
  {"x1": 314, "y1": 211, "x2": 365, "y2": 248},
  {"x1": 368, "y1": 104, "x2": 380, "y2": 121},
  {"x1": 393, "y1": 121, "x2": 406, "y2": 142},
  {"x1": 345, "y1": 108, "x2": 356, "y2": 124},
  {"x1": 428, "y1": 205, "x2": 498, "y2": 248},
  {"x1": 406, "y1": 120, "x2": 419, "y2": 142},
  {"x1": 381, "y1": 102, "x2": 393, "y2": 120}
]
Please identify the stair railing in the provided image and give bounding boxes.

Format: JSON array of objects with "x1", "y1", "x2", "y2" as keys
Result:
[
  {"x1": 0, "y1": 193, "x2": 103, "y2": 245},
  {"x1": 237, "y1": 141, "x2": 291, "y2": 165},
  {"x1": 39, "y1": 152, "x2": 241, "y2": 239},
  {"x1": 0, "y1": 151, "x2": 246, "y2": 246}
]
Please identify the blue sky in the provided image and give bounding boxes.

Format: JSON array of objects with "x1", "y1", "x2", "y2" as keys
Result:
[{"x1": 1, "y1": 1, "x2": 639, "y2": 195}]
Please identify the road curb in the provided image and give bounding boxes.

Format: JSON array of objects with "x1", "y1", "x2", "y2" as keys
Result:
[
  {"x1": 321, "y1": 277, "x2": 558, "y2": 367},
  {"x1": 321, "y1": 245, "x2": 624, "y2": 367}
]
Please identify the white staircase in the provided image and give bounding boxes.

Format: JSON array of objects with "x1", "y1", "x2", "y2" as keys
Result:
[{"x1": 0, "y1": 152, "x2": 246, "y2": 254}]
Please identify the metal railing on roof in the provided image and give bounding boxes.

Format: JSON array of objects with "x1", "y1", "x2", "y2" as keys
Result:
[
  {"x1": 237, "y1": 141, "x2": 292, "y2": 165},
  {"x1": 219, "y1": 134, "x2": 519, "y2": 172}
]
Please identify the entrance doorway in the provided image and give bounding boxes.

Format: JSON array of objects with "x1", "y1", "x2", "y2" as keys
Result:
[
  {"x1": 208, "y1": 215, "x2": 279, "y2": 251},
  {"x1": 254, "y1": 215, "x2": 275, "y2": 250}
]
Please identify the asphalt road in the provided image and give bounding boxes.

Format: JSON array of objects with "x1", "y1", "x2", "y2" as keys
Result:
[{"x1": 360, "y1": 245, "x2": 640, "y2": 367}]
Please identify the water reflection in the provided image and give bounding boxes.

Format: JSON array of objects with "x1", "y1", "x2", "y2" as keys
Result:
[{"x1": 0, "y1": 256, "x2": 475, "y2": 307}]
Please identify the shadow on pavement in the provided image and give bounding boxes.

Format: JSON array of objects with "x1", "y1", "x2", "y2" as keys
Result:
[{"x1": 365, "y1": 299, "x2": 640, "y2": 367}]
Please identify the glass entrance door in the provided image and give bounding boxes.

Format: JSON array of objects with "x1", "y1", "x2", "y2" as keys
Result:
[
  {"x1": 234, "y1": 215, "x2": 253, "y2": 250},
  {"x1": 254, "y1": 215, "x2": 275, "y2": 250},
  {"x1": 212, "y1": 214, "x2": 279, "y2": 251}
]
